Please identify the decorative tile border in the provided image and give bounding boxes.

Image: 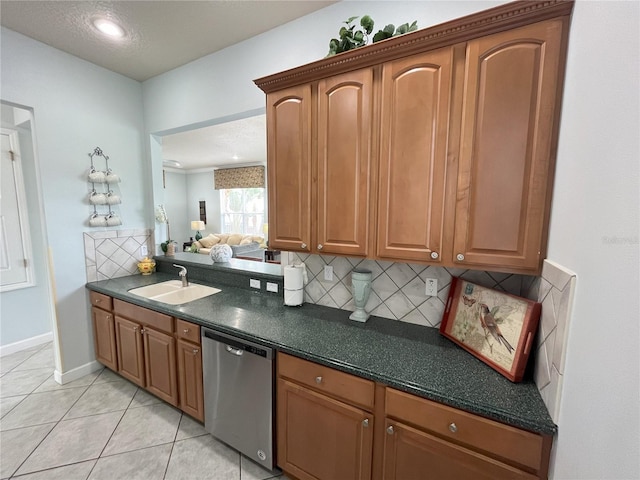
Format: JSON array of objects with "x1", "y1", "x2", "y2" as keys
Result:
[{"x1": 83, "y1": 229, "x2": 154, "y2": 281}]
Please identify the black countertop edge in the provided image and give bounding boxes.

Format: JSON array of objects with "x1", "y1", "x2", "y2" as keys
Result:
[{"x1": 86, "y1": 274, "x2": 557, "y2": 436}]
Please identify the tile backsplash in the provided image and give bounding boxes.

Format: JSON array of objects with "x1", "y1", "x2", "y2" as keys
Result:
[
  {"x1": 527, "y1": 260, "x2": 576, "y2": 423},
  {"x1": 83, "y1": 229, "x2": 154, "y2": 281},
  {"x1": 287, "y1": 252, "x2": 534, "y2": 328}
]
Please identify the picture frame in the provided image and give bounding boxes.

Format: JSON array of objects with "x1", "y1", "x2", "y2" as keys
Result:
[{"x1": 440, "y1": 277, "x2": 541, "y2": 382}]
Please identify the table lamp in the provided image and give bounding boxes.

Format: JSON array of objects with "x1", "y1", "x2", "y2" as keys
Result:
[{"x1": 191, "y1": 220, "x2": 205, "y2": 241}]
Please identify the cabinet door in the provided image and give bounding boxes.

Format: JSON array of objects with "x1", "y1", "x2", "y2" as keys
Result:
[
  {"x1": 454, "y1": 20, "x2": 565, "y2": 271},
  {"x1": 383, "y1": 421, "x2": 537, "y2": 480},
  {"x1": 91, "y1": 307, "x2": 117, "y2": 371},
  {"x1": 114, "y1": 315, "x2": 145, "y2": 387},
  {"x1": 143, "y1": 327, "x2": 178, "y2": 407},
  {"x1": 376, "y1": 47, "x2": 452, "y2": 263},
  {"x1": 317, "y1": 68, "x2": 374, "y2": 256},
  {"x1": 267, "y1": 85, "x2": 312, "y2": 252},
  {"x1": 177, "y1": 338, "x2": 204, "y2": 422},
  {"x1": 277, "y1": 379, "x2": 373, "y2": 480}
]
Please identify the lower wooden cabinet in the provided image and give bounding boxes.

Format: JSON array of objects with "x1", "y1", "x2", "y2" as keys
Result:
[
  {"x1": 276, "y1": 353, "x2": 552, "y2": 480},
  {"x1": 177, "y1": 338, "x2": 204, "y2": 422},
  {"x1": 91, "y1": 294, "x2": 203, "y2": 419},
  {"x1": 382, "y1": 420, "x2": 537, "y2": 480},
  {"x1": 91, "y1": 306, "x2": 117, "y2": 371}
]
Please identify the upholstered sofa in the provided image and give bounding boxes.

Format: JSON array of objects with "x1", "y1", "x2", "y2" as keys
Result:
[{"x1": 191, "y1": 233, "x2": 265, "y2": 260}]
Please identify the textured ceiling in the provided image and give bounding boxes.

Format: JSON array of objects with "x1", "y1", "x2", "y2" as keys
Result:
[
  {"x1": 0, "y1": 0, "x2": 336, "y2": 81},
  {"x1": 162, "y1": 115, "x2": 266, "y2": 170}
]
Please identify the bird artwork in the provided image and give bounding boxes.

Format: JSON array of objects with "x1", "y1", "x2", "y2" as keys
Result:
[{"x1": 478, "y1": 303, "x2": 514, "y2": 354}]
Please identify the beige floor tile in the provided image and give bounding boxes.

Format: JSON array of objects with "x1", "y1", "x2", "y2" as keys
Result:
[
  {"x1": 0, "y1": 423, "x2": 55, "y2": 479},
  {"x1": 240, "y1": 454, "x2": 280, "y2": 480},
  {"x1": 10, "y1": 460, "x2": 96, "y2": 480},
  {"x1": 128, "y1": 388, "x2": 164, "y2": 408},
  {"x1": 33, "y1": 370, "x2": 100, "y2": 393},
  {"x1": 0, "y1": 348, "x2": 41, "y2": 375},
  {"x1": 102, "y1": 403, "x2": 181, "y2": 456},
  {"x1": 12, "y1": 347, "x2": 55, "y2": 372},
  {"x1": 64, "y1": 381, "x2": 137, "y2": 419},
  {"x1": 1, "y1": 387, "x2": 87, "y2": 431},
  {"x1": 0, "y1": 368, "x2": 53, "y2": 398},
  {"x1": 89, "y1": 443, "x2": 172, "y2": 480},
  {"x1": 164, "y1": 435, "x2": 240, "y2": 480},
  {"x1": 175, "y1": 414, "x2": 207, "y2": 441},
  {"x1": 15, "y1": 411, "x2": 124, "y2": 476},
  {"x1": 0, "y1": 394, "x2": 26, "y2": 419},
  {"x1": 92, "y1": 368, "x2": 125, "y2": 384}
]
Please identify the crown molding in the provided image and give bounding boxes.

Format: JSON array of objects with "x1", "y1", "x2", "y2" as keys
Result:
[{"x1": 254, "y1": 0, "x2": 574, "y2": 93}]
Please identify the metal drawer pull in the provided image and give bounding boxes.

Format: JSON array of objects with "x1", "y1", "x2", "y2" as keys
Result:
[
  {"x1": 183, "y1": 329, "x2": 189, "y2": 334},
  {"x1": 387, "y1": 425, "x2": 394, "y2": 435},
  {"x1": 301, "y1": 243, "x2": 307, "y2": 249},
  {"x1": 225, "y1": 345, "x2": 244, "y2": 356},
  {"x1": 315, "y1": 376, "x2": 322, "y2": 384},
  {"x1": 362, "y1": 419, "x2": 369, "y2": 427},
  {"x1": 193, "y1": 348, "x2": 199, "y2": 354},
  {"x1": 449, "y1": 423, "x2": 458, "y2": 433}
]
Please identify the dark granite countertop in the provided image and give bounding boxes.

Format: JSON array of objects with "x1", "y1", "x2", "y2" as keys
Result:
[{"x1": 86, "y1": 270, "x2": 556, "y2": 435}]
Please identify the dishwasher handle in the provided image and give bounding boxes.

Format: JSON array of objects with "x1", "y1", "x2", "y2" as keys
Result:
[
  {"x1": 202, "y1": 328, "x2": 273, "y2": 359},
  {"x1": 226, "y1": 345, "x2": 244, "y2": 356}
]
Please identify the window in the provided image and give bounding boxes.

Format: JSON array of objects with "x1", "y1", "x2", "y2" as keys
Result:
[{"x1": 219, "y1": 188, "x2": 265, "y2": 235}]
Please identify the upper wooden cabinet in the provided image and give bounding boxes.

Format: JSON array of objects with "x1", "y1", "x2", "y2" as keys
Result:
[
  {"x1": 256, "y1": 0, "x2": 573, "y2": 274},
  {"x1": 376, "y1": 47, "x2": 453, "y2": 263},
  {"x1": 266, "y1": 85, "x2": 312, "y2": 253},
  {"x1": 317, "y1": 68, "x2": 374, "y2": 256},
  {"x1": 452, "y1": 19, "x2": 567, "y2": 272}
]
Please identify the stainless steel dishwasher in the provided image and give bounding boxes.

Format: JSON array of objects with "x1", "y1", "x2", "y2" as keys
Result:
[{"x1": 201, "y1": 328, "x2": 275, "y2": 471}]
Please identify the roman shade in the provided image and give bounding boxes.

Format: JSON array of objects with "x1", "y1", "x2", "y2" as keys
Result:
[{"x1": 214, "y1": 166, "x2": 265, "y2": 189}]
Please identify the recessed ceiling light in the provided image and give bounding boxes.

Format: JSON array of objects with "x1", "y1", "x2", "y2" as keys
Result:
[{"x1": 92, "y1": 18, "x2": 125, "y2": 38}]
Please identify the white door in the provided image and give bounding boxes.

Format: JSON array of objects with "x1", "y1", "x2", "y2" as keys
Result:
[{"x1": 1, "y1": 128, "x2": 34, "y2": 291}]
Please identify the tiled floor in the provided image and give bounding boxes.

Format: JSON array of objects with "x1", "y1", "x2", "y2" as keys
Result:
[{"x1": 0, "y1": 343, "x2": 284, "y2": 479}]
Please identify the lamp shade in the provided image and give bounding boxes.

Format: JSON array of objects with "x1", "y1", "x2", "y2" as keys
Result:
[{"x1": 191, "y1": 221, "x2": 205, "y2": 231}]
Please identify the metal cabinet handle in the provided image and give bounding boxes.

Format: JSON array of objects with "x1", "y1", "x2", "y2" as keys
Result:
[
  {"x1": 193, "y1": 348, "x2": 199, "y2": 354},
  {"x1": 449, "y1": 423, "x2": 458, "y2": 433},
  {"x1": 317, "y1": 244, "x2": 323, "y2": 250},
  {"x1": 140, "y1": 328, "x2": 145, "y2": 335},
  {"x1": 183, "y1": 329, "x2": 189, "y2": 334},
  {"x1": 386, "y1": 425, "x2": 394, "y2": 435},
  {"x1": 456, "y1": 253, "x2": 465, "y2": 261},
  {"x1": 133, "y1": 326, "x2": 138, "y2": 332},
  {"x1": 362, "y1": 418, "x2": 369, "y2": 427},
  {"x1": 95, "y1": 298, "x2": 101, "y2": 303},
  {"x1": 431, "y1": 251, "x2": 439, "y2": 259},
  {"x1": 301, "y1": 243, "x2": 307, "y2": 249},
  {"x1": 106, "y1": 315, "x2": 112, "y2": 320},
  {"x1": 315, "y1": 376, "x2": 322, "y2": 384},
  {"x1": 225, "y1": 345, "x2": 244, "y2": 356}
]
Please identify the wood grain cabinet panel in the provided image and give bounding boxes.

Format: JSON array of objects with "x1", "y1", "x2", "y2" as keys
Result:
[
  {"x1": 382, "y1": 420, "x2": 537, "y2": 480},
  {"x1": 177, "y1": 338, "x2": 204, "y2": 422},
  {"x1": 266, "y1": 85, "x2": 312, "y2": 252},
  {"x1": 144, "y1": 327, "x2": 178, "y2": 407},
  {"x1": 376, "y1": 47, "x2": 453, "y2": 263},
  {"x1": 317, "y1": 68, "x2": 374, "y2": 256},
  {"x1": 453, "y1": 19, "x2": 566, "y2": 271},
  {"x1": 277, "y1": 378, "x2": 373, "y2": 480},
  {"x1": 114, "y1": 315, "x2": 145, "y2": 387},
  {"x1": 91, "y1": 306, "x2": 117, "y2": 371}
]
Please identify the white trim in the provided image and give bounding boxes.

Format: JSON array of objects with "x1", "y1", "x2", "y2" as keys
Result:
[
  {"x1": 53, "y1": 360, "x2": 103, "y2": 385},
  {"x1": 0, "y1": 127, "x2": 36, "y2": 292},
  {"x1": 0, "y1": 331, "x2": 53, "y2": 357}
]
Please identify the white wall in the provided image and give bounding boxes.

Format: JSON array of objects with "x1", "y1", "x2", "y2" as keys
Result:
[
  {"x1": 544, "y1": 2, "x2": 639, "y2": 479},
  {"x1": 0, "y1": 106, "x2": 53, "y2": 347},
  {"x1": 0, "y1": 28, "x2": 148, "y2": 372},
  {"x1": 163, "y1": 170, "x2": 189, "y2": 243},
  {"x1": 142, "y1": 2, "x2": 640, "y2": 478}
]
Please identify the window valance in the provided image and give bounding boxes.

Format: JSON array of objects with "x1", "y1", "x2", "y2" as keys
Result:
[{"x1": 214, "y1": 166, "x2": 265, "y2": 189}]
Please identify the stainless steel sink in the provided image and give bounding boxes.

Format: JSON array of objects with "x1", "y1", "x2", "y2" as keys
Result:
[{"x1": 128, "y1": 280, "x2": 221, "y2": 305}]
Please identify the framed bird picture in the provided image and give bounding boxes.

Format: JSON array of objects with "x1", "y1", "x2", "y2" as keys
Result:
[{"x1": 440, "y1": 277, "x2": 541, "y2": 382}]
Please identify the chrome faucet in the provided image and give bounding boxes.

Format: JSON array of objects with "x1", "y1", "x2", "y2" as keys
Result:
[{"x1": 173, "y1": 264, "x2": 188, "y2": 287}]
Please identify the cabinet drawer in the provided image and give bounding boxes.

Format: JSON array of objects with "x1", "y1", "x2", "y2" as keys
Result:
[
  {"x1": 277, "y1": 352, "x2": 374, "y2": 410},
  {"x1": 385, "y1": 388, "x2": 544, "y2": 472},
  {"x1": 113, "y1": 299, "x2": 173, "y2": 334},
  {"x1": 90, "y1": 291, "x2": 112, "y2": 311},
  {"x1": 176, "y1": 319, "x2": 200, "y2": 345}
]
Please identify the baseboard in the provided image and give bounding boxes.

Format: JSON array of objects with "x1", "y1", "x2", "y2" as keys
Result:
[
  {"x1": 54, "y1": 360, "x2": 103, "y2": 385},
  {"x1": 0, "y1": 332, "x2": 53, "y2": 357}
]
